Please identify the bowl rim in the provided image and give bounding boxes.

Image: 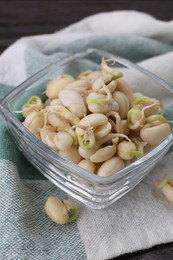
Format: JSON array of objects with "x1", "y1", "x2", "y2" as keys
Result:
[
  {"x1": 1, "y1": 48, "x2": 173, "y2": 185},
  {"x1": 1, "y1": 48, "x2": 173, "y2": 103}
]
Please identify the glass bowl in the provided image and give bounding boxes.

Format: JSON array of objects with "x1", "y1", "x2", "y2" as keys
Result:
[{"x1": 1, "y1": 48, "x2": 173, "y2": 210}]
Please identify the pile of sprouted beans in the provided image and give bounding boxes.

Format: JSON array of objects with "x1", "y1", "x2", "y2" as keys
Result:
[
  {"x1": 19, "y1": 58, "x2": 173, "y2": 223},
  {"x1": 21, "y1": 58, "x2": 171, "y2": 177}
]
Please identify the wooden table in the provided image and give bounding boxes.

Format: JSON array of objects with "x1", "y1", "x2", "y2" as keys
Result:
[
  {"x1": 1, "y1": 1, "x2": 173, "y2": 259},
  {"x1": 0, "y1": 0, "x2": 173, "y2": 54}
]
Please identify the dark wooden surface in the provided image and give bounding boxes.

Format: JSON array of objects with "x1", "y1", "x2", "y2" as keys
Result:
[
  {"x1": 1, "y1": 1, "x2": 173, "y2": 259},
  {"x1": 0, "y1": 0, "x2": 173, "y2": 54}
]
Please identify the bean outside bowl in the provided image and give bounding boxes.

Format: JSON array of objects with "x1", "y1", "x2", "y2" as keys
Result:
[{"x1": 0, "y1": 48, "x2": 173, "y2": 210}]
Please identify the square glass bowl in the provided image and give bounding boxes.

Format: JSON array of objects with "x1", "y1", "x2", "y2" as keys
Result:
[{"x1": 1, "y1": 48, "x2": 173, "y2": 210}]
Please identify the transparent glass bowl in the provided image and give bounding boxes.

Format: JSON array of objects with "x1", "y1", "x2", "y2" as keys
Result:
[{"x1": 1, "y1": 48, "x2": 173, "y2": 210}]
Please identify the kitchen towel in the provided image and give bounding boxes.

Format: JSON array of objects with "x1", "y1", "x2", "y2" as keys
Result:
[{"x1": 1, "y1": 10, "x2": 173, "y2": 260}]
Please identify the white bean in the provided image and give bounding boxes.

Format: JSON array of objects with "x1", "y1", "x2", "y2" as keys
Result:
[
  {"x1": 65, "y1": 79, "x2": 91, "y2": 93},
  {"x1": 112, "y1": 91, "x2": 130, "y2": 119},
  {"x1": 45, "y1": 196, "x2": 78, "y2": 224},
  {"x1": 45, "y1": 196, "x2": 69, "y2": 224},
  {"x1": 54, "y1": 132, "x2": 73, "y2": 151},
  {"x1": 99, "y1": 80, "x2": 117, "y2": 94},
  {"x1": 45, "y1": 132, "x2": 58, "y2": 151},
  {"x1": 90, "y1": 144, "x2": 117, "y2": 163},
  {"x1": 68, "y1": 103, "x2": 87, "y2": 119},
  {"x1": 94, "y1": 122, "x2": 112, "y2": 140},
  {"x1": 78, "y1": 159, "x2": 96, "y2": 173},
  {"x1": 117, "y1": 141, "x2": 141, "y2": 160},
  {"x1": 40, "y1": 126, "x2": 56, "y2": 144},
  {"x1": 48, "y1": 113, "x2": 71, "y2": 128},
  {"x1": 97, "y1": 156, "x2": 125, "y2": 177},
  {"x1": 46, "y1": 75, "x2": 74, "y2": 98},
  {"x1": 86, "y1": 92, "x2": 119, "y2": 114},
  {"x1": 162, "y1": 184, "x2": 173, "y2": 203},
  {"x1": 78, "y1": 146, "x2": 97, "y2": 159},
  {"x1": 23, "y1": 111, "x2": 45, "y2": 134},
  {"x1": 75, "y1": 113, "x2": 108, "y2": 136},
  {"x1": 59, "y1": 89, "x2": 85, "y2": 106},
  {"x1": 59, "y1": 146, "x2": 82, "y2": 164},
  {"x1": 116, "y1": 78, "x2": 134, "y2": 103},
  {"x1": 140, "y1": 123, "x2": 171, "y2": 145}
]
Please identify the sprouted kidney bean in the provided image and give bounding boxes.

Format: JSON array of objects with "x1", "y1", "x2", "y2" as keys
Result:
[
  {"x1": 45, "y1": 196, "x2": 79, "y2": 224},
  {"x1": 155, "y1": 175, "x2": 173, "y2": 203},
  {"x1": 21, "y1": 58, "x2": 171, "y2": 177}
]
